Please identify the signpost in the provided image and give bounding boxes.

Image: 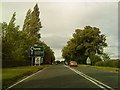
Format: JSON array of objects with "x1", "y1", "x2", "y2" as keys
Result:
[
  {"x1": 30, "y1": 46, "x2": 44, "y2": 66},
  {"x1": 86, "y1": 57, "x2": 91, "y2": 65},
  {"x1": 35, "y1": 57, "x2": 41, "y2": 66}
]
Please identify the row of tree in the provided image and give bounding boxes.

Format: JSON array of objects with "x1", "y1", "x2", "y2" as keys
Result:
[
  {"x1": 62, "y1": 26, "x2": 110, "y2": 65},
  {"x1": 2, "y1": 4, "x2": 55, "y2": 67}
]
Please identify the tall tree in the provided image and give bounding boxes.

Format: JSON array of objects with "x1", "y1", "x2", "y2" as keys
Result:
[
  {"x1": 62, "y1": 26, "x2": 108, "y2": 64},
  {"x1": 2, "y1": 12, "x2": 20, "y2": 63},
  {"x1": 22, "y1": 4, "x2": 42, "y2": 44},
  {"x1": 22, "y1": 9, "x2": 31, "y2": 32},
  {"x1": 2, "y1": 4, "x2": 55, "y2": 67},
  {"x1": 22, "y1": 4, "x2": 55, "y2": 65}
]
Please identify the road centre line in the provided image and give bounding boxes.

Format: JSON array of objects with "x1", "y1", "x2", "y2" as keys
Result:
[
  {"x1": 64, "y1": 65, "x2": 114, "y2": 90},
  {"x1": 6, "y1": 66, "x2": 51, "y2": 90}
]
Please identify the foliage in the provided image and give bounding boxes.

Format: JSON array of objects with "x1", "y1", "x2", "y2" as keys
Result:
[
  {"x1": 2, "y1": 4, "x2": 55, "y2": 67},
  {"x1": 22, "y1": 4, "x2": 42, "y2": 44},
  {"x1": 89, "y1": 55, "x2": 102, "y2": 65},
  {"x1": 62, "y1": 26, "x2": 107, "y2": 64},
  {"x1": 95, "y1": 59, "x2": 120, "y2": 68},
  {"x1": 102, "y1": 53, "x2": 110, "y2": 61},
  {"x1": 2, "y1": 12, "x2": 23, "y2": 62}
]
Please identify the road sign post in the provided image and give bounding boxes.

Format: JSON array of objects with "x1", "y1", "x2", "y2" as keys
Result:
[
  {"x1": 86, "y1": 57, "x2": 91, "y2": 65},
  {"x1": 35, "y1": 57, "x2": 41, "y2": 66},
  {"x1": 31, "y1": 57, "x2": 33, "y2": 66},
  {"x1": 30, "y1": 46, "x2": 44, "y2": 66}
]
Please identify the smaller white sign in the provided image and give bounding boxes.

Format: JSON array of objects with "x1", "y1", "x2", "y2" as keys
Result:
[
  {"x1": 35, "y1": 57, "x2": 41, "y2": 65},
  {"x1": 86, "y1": 57, "x2": 91, "y2": 64},
  {"x1": 34, "y1": 48, "x2": 41, "y2": 50}
]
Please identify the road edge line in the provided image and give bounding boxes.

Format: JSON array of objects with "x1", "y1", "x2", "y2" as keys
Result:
[
  {"x1": 64, "y1": 65, "x2": 114, "y2": 90},
  {"x1": 5, "y1": 66, "x2": 51, "y2": 90}
]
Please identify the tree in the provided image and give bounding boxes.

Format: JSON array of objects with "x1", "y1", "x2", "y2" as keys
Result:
[
  {"x1": 22, "y1": 9, "x2": 31, "y2": 32},
  {"x1": 2, "y1": 4, "x2": 55, "y2": 67},
  {"x1": 62, "y1": 26, "x2": 107, "y2": 64},
  {"x1": 22, "y1": 4, "x2": 55, "y2": 64},
  {"x1": 2, "y1": 12, "x2": 28, "y2": 67},
  {"x1": 89, "y1": 55, "x2": 102, "y2": 65},
  {"x1": 22, "y1": 4, "x2": 42, "y2": 44},
  {"x1": 2, "y1": 12, "x2": 19, "y2": 61},
  {"x1": 21, "y1": 4, "x2": 43, "y2": 64},
  {"x1": 21, "y1": 4, "x2": 43, "y2": 60},
  {"x1": 102, "y1": 53, "x2": 110, "y2": 61}
]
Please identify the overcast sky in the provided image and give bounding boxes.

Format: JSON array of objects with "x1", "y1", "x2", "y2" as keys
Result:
[{"x1": 1, "y1": 0, "x2": 119, "y2": 60}]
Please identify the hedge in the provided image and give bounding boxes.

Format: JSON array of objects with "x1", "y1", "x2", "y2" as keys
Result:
[
  {"x1": 95, "y1": 59, "x2": 120, "y2": 68},
  {"x1": 2, "y1": 60, "x2": 31, "y2": 68}
]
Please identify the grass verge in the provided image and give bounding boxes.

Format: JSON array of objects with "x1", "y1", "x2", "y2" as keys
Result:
[
  {"x1": 78, "y1": 64, "x2": 120, "y2": 72},
  {"x1": 2, "y1": 65, "x2": 50, "y2": 89}
]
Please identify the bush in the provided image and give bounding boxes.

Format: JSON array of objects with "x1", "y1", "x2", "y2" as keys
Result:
[
  {"x1": 95, "y1": 61, "x2": 104, "y2": 66},
  {"x1": 95, "y1": 59, "x2": 120, "y2": 68},
  {"x1": 89, "y1": 55, "x2": 102, "y2": 65},
  {"x1": 117, "y1": 60, "x2": 120, "y2": 68},
  {"x1": 2, "y1": 60, "x2": 31, "y2": 68}
]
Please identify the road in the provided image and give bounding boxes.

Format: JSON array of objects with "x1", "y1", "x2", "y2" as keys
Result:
[{"x1": 7, "y1": 64, "x2": 119, "y2": 89}]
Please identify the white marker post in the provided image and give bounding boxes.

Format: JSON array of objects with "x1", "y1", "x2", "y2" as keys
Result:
[
  {"x1": 86, "y1": 57, "x2": 91, "y2": 65},
  {"x1": 31, "y1": 57, "x2": 33, "y2": 66},
  {"x1": 35, "y1": 57, "x2": 41, "y2": 66}
]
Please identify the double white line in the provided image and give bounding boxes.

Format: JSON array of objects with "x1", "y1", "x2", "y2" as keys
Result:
[{"x1": 65, "y1": 65, "x2": 114, "y2": 90}]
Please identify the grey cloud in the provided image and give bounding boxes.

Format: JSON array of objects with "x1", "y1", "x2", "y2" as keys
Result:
[
  {"x1": 2, "y1": 2, "x2": 118, "y2": 59},
  {"x1": 41, "y1": 35, "x2": 70, "y2": 49}
]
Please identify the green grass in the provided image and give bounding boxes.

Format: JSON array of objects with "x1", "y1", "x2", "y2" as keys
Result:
[
  {"x1": 78, "y1": 64, "x2": 120, "y2": 72},
  {"x1": 2, "y1": 65, "x2": 50, "y2": 89}
]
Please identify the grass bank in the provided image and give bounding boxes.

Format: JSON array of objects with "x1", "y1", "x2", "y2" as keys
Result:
[
  {"x1": 2, "y1": 65, "x2": 50, "y2": 89},
  {"x1": 78, "y1": 64, "x2": 120, "y2": 72}
]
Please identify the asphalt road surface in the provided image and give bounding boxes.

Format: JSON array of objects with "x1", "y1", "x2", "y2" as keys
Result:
[{"x1": 7, "y1": 64, "x2": 119, "y2": 89}]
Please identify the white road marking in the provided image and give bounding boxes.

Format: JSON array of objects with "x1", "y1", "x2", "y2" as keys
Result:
[
  {"x1": 6, "y1": 66, "x2": 51, "y2": 90},
  {"x1": 64, "y1": 65, "x2": 114, "y2": 90}
]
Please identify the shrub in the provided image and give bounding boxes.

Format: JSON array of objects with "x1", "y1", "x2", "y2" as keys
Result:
[
  {"x1": 2, "y1": 60, "x2": 31, "y2": 68},
  {"x1": 89, "y1": 55, "x2": 102, "y2": 65},
  {"x1": 95, "y1": 61, "x2": 104, "y2": 66},
  {"x1": 95, "y1": 59, "x2": 120, "y2": 68}
]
